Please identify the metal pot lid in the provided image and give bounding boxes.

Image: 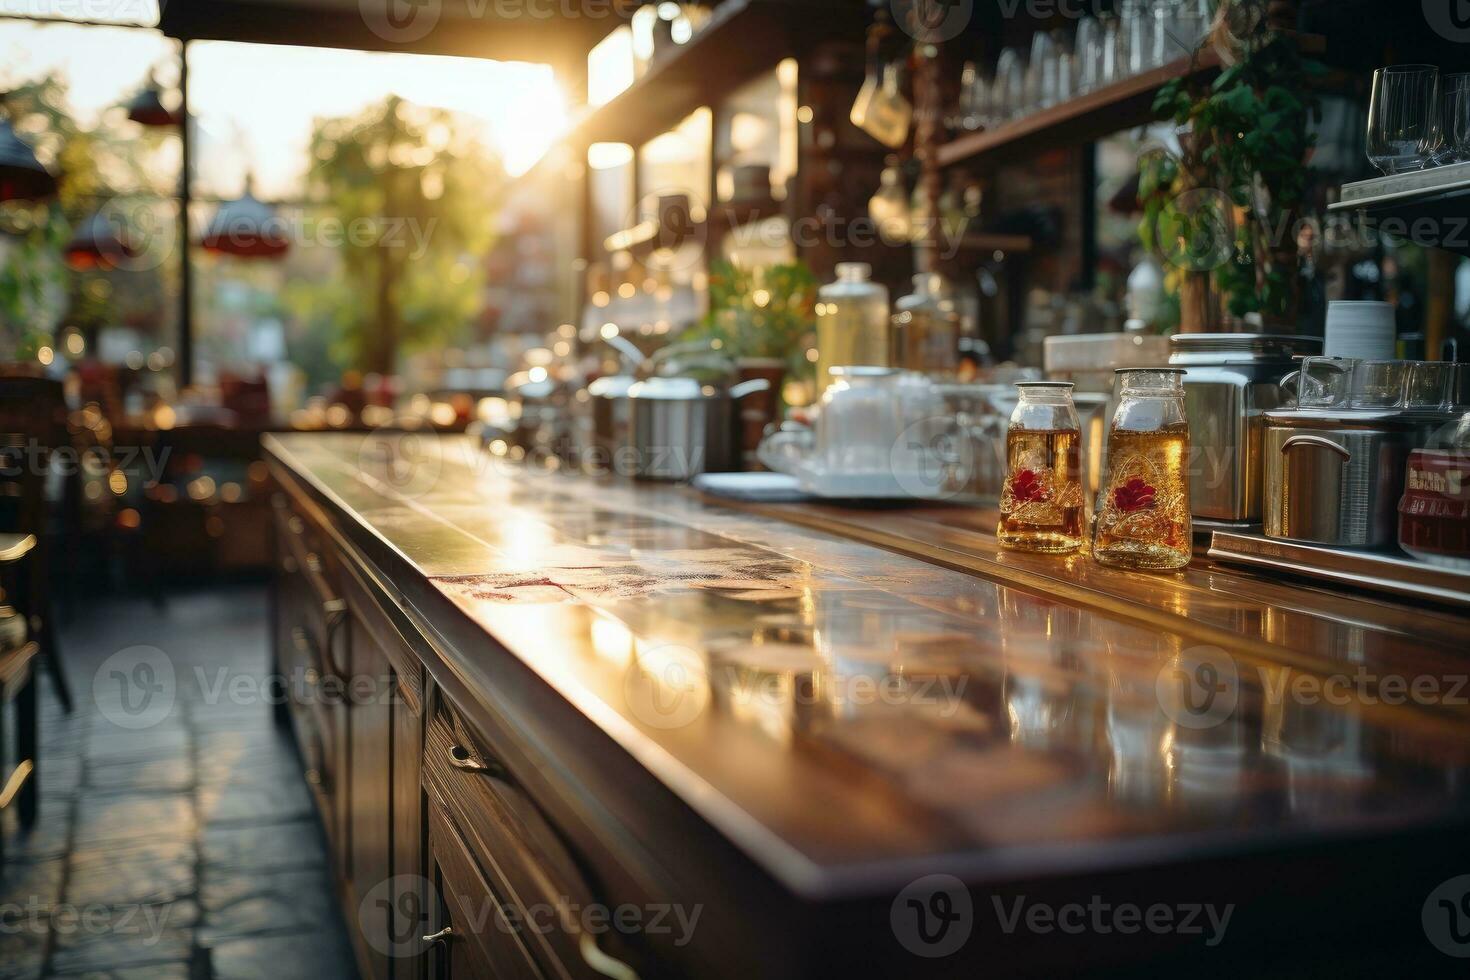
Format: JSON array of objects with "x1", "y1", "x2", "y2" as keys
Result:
[
  {"x1": 628, "y1": 377, "x2": 720, "y2": 401},
  {"x1": 1169, "y1": 333, "x2": 1322, "y2": 361},
  {"x1": 1265, "y1": 406, "x2": 1450, "y2": 427},
  {"x1": 829, "y1": 366, "x2": 898, "y2": 379},
  {"x1": 587, "y1": 375, "x2": 636, "y2": 398}
]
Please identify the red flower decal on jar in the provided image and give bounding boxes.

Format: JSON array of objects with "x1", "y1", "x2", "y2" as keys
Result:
[
  {"x1": 1113, "y1": 477, "x2": 1156, "y2": 512},
  {"x1": 1010, "y1": 468, "x2": 1049, "y2": 504}
]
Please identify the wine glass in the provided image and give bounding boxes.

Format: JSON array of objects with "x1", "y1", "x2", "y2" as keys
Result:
[
  {"x1": 995, "y1": 47, "x2": 1025, "y2": 123},
  {"x1": 1436, "y1": 73, "x2": 1470, "y2": 165},
  {"x1": 1367, "y1": 65, "x2": 1442, "y2": 175},
  {"x1": 1075, "y1": 16, "x2": 1103, "y2": 93}
]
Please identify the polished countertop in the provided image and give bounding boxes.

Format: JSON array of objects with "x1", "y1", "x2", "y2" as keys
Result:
[{"x1": 265, "y1": 433, "x2": 1470, "y2": 899}]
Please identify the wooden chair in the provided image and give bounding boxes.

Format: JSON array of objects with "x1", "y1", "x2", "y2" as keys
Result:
[
  {"x1": 0, "y1": 375, "x2": 73, "y2": 712},
  {"x1": 0, "y1": 532, "x2": 40, "y2": 868}
]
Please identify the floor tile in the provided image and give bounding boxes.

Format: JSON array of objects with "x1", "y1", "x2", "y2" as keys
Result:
[
  {"x1": 47, "y1": 900, "x2": 197, "y2": 974},
  {"x1": 0, "y1": 920, "x2": 48, "y2": 980},
  {"x1": 197, "y1": 775, "x2": 312, "y2": 825},
  {"x1": 84, "y1": 756, "x2": 193, "y2": 795},
  {"x1": 198, "y1": 868, "x2": 339, "y2": 944},
  {"x1": 66, "y1": 838, "x2": 196, "y2": 907},
  {"x1": 0, "y1": 855, "x2": 66, "y2": 910},
  {"x1": 208, "y1": 929, "x2": 358, "y2": 980},
  {"x1": 72, "y1": 793, "x2": 194, "y2": 848},
  {"x1": 202, "y1": 819, "x2": 325, "y2": 874}
]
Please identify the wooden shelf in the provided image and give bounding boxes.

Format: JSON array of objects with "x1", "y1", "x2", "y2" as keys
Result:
[
  {"x1": 571, "y1": 0, "x2": 860, "y2": 150},
  {"x1": 937, "y1": 51, "x2": 1224, "y2": 169}
]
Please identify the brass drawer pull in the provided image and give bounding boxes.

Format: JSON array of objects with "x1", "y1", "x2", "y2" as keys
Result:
[
  {"x1": 447, "y1": 744, "x2": 494, "y2": 774},
  {"x1": 580, "y1": 932, "x2": 639, "y2": 980},
  {"x1": 422, "y1": 926, "x2": 453, "y2": 944}
]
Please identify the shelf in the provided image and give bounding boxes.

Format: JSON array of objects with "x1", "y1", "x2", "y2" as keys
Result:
[
  {"x1": 937, "y1": 51, "x2": 1225, "y2": 169},
  {"x1": 571, "y1": 0, "x2": 860, "y2": 150},
  {"x1": 1329, "y1": 162, "x2": 1470, "y2": 258}
]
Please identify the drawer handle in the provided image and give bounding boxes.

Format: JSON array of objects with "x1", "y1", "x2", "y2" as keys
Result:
[
  {"x1": 447, "y1": 744, "x2": 493, "y2": 774},
  {"x1": 580, "y1": 932, "x2": 640, "y2": 980},
  {"x1": 1280, "y1": 434, "x2": 1351, "y2": 462},
  {"x1": 422, "y1": 926, "x2": 453, "y2": 944}
]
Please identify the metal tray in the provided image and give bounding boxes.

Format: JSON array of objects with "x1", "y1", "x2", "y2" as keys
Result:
[{"x1": 1208, "y1": 531, "x2": 1470, "y2": 609}]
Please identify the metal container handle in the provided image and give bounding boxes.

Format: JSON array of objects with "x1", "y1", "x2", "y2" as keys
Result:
[
  {"x1": 1280, "y1": 434, "x2": 1352, "y2": 462},
  {"x1": 728, "y1": 378, "x2": 772, "y2": 400}
]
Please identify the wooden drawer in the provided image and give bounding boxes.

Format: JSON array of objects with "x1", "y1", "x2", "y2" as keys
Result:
[
  {"x1": 422, "y1": 694, "x2": 641, "y2": 980},
  {"x1": 429, "y1": 802, "x2": 544, "y2": 980}
]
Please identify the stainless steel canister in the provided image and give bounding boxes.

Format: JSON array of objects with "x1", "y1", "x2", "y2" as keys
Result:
[
  {"x1": 1170, "y1": 334, "x2": 1322, "y2": 524},
  {"x1": 1262, "y1": 408, "x2": 1434, "y2": 548}
]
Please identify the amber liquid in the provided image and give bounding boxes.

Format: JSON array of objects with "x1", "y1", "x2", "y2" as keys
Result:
[
  {"x1": 997, "y1": 427, "x2": 1086, "y2": 554},
  {"x1": 1093, "y1": 425, "x2": 1192, "y2": 571}
]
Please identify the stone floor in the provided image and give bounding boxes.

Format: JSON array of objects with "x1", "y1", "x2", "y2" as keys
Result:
[{"x1": 0, "y1": 584, "x2": 359, "y2": 980}]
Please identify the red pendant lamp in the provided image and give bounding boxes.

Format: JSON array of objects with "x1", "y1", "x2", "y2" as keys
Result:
[
  {"x1": 64, "y1": 210, "x2": 138, "y2": 270},
  {"x1": 0, "y1": 115, "x2": 57, "y2": 202},
  {"x1": 124, "y1": 74, "x2": 182, "y2": 128},
  {"x1": 200, "y1": 175, "x2": 289, "y2": 258}
]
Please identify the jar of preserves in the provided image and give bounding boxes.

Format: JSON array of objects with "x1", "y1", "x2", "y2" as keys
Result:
[
  {"x1": 998, "y1": 382, "x2": 1086, "y2": 553},
  {"x1": 1399, "y1": 412, "x2": 1470, "y2": 570},
  {"x1": 1093, "y1": 368, "x2": 1193, "y2": 571}
]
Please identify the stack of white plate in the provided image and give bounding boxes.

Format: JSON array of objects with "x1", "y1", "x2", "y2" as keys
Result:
[{"x1": 1324, "y1": 301, "x2": 1397, "y2": 360}]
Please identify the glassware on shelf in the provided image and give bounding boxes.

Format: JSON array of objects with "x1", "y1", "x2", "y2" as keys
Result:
[
  {"x1": 1436, "y1": 73, "x2": 1470, "y2": 165},
  {"x1": 1092, "y1": 369, "x2": 1193, "y2": 571},
  {"x1": 1152, "y1": 0, "x2": 1191, "y2": 65},
  {"x1": 1102, "y1": 14, "x2": 1126, "y2": 87},
  {"x1": 1052, "y1": 28, "x2": 1075, "y2": 105},
  {"x1": 995, "y1": 47, "x2": 1026, "y2": 123},
  {"x1": 1121, "y1": 0, "x2": 1156, "y2": 76},
  {"x1": 998, "y1": 382, "x2": 1087, "y2": 554},
  {"x1": 1075, "y1": 15, "x2": 1104, "y2": 93},
  {"x1": 892, "y1": 273, "x2": 961, "y2": 380},
  {"x1": 955, "y1": 61, "x2": 983, "y2": 132},
  {"x1": 1026, "y1": 30, "x2": 1059, "y2": 113},
  {"x1": 816, "y1": 263, "x2": 890, "y2": 394},
  {"x1": 1366, "y1": 65, "x2": 1442, "y2": 175}
]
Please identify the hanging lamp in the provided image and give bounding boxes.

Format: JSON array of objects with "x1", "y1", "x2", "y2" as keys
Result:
[
  {"x1": 0, "y1": 115, "x2": 57, "y2": 202},
  {"x1": 124, "y1": 73, "x2": 181, "y2": 128},
  {"x1": 199, "y1": 175, "x2": 288, "y2": 258},
  {"x1": 63, "y1": 210, "x2": 137, "y2": 270}
]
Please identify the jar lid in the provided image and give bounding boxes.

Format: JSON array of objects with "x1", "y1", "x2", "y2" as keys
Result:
[{"x1": 1014, "y1": 380, "x2": 1075, "y2": 388}]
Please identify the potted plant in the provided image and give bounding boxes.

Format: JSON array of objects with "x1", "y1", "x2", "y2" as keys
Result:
[
  {"x1": 687, "y1": 259, "x2": 818, "y2": 457},
  {"x1": 1142, "y1": 0, "x2": 1324, "y2": 331}
]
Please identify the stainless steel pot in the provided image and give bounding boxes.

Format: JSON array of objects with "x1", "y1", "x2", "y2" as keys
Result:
[
  {"x1": 585, "y1": 373, "x2": 636, "y2": 473},
  {"x1": 1170, "y1": 333, "x2": 1321, "y2": 525},
  {"x1": 627, "y1": 377, "x2": 770, "y2": 480},
  {"x1": 1263, "y1": 408, "x2": 1429, "y2": 547}
]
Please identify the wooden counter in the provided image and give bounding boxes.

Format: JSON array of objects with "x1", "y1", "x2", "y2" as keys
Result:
[{"x1": 264, "y1": 433, "x2": 1470, "y2": 979}]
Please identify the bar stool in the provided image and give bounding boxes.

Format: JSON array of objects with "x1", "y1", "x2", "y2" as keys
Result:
[
  {"x1": 0, "y1": 374, "x2": 73, "y2": 712},
  {"x1": 0, "y1": 532, "x2": 40, "y2": 868}
]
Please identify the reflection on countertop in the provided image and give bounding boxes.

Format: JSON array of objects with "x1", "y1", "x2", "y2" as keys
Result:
[{"x1": 268, "y1": 432, "x2": 1470, "y2": 893}]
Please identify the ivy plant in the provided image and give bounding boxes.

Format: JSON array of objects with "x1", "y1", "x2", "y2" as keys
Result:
[{"x1": 1145, "y1": 0, "x2": 1327, "y2": 323}]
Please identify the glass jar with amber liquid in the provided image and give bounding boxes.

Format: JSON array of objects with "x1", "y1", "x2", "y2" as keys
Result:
[
  {"x1": 998, "y1": 382, "x2": 1087, "y2": 553},
  {"x1": 1093, "y1": 369, "x2": 1192, "y2": 571}
]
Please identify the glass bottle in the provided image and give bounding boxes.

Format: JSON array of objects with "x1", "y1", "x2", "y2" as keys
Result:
[
  {"x1": 1093, "y1": 368, "x2": 1192, "y2": 571},
  {"x1": 816, "y1": 263, "x2": 889, "y2": 395},
  {"x1": 998, "y1": 382, "x2": 1087, "y2": 553},
  {"x1": 891, "y1": 273, "x2": 961, "y2": 379}
]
